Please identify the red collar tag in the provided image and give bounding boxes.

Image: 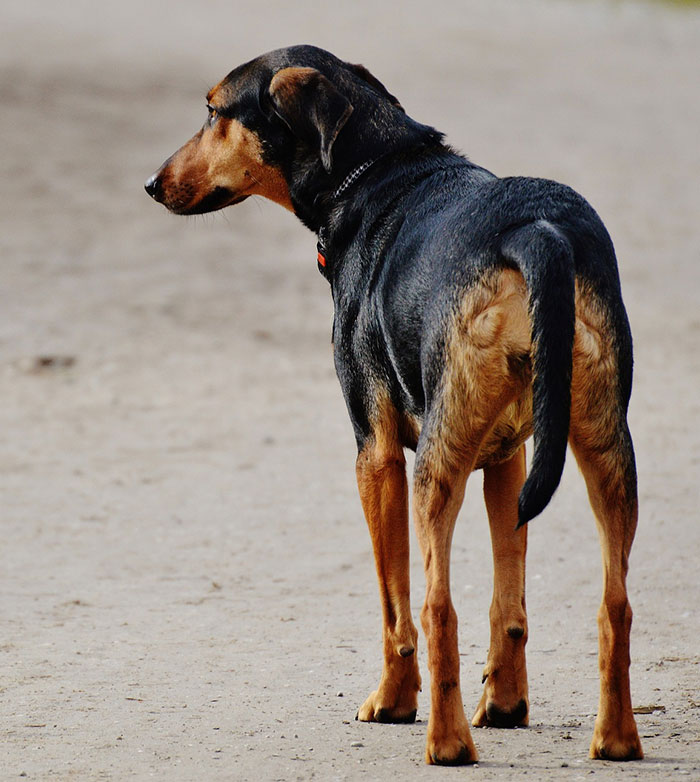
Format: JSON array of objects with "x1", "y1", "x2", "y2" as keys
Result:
[{"x1": 317, "y1": 227, "x2": 329, "y2": 277}]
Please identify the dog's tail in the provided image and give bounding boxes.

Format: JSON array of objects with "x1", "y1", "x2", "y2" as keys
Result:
[{"x1": 500, "y1": 220, "x2": 576, "y2": 527}]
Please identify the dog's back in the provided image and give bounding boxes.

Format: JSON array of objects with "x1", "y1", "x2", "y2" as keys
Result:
[{"x1": 329, "y1": 152, "x2": 632, "y2": 523}]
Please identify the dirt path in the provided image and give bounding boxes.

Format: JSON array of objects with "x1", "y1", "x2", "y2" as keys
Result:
[{"x1": 1, "y1": 1, "x2": 699, "y2": 779}]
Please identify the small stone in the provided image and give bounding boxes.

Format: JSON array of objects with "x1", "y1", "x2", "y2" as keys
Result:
[{"x1": 351, "y1": 741, "x2": 364, "y2": 748}]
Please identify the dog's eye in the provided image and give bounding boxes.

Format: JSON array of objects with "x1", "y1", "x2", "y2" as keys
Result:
[{"x1": 206, "y1": 105, "x2": 218, "y2": 123}]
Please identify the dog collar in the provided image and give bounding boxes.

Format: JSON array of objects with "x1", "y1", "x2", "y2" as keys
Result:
[
  {"x1": 317, "y1": 226, "x2": 329, "y2": 270},
  {"x1": 317, "y1": 159, "x2": 377, "y2": 272},
  {"x1": 332, "y1": 159, "x2": 377, "y2": 200}
]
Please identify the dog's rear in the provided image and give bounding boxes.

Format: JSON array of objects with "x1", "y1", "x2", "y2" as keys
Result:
[
  {"x1": 145, "y1": 45, "x2": 642, "y2": 765},
  {"x1": 346, "y1": 164, "x2": 641, "y2": 761}
]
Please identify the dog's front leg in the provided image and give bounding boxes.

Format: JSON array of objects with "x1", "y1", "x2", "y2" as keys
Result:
[{"x1": 355, "y1": 435, "x2": 421, "y2": 724}]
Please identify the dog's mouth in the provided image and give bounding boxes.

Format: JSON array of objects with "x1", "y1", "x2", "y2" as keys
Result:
[
  {"x1": 165, "y1": 187, "x2": 248, "y2": 215},
  {"x1": 227, "y1": 194, "x2": 249, "y2": 207}
]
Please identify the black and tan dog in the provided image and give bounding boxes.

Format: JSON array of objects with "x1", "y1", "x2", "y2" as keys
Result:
[{"x1": 145, "y1": 45, "x2": 642, "y2": 765}]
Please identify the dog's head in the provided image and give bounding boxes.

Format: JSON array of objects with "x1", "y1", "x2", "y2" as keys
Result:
[{"x1": 145, "y1": 45, "x2": 430, "y2": 218}]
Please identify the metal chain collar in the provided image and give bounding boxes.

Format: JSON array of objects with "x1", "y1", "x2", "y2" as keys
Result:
[{"x1": 332, "y1": 159, "x2": 377, "y2": 200}]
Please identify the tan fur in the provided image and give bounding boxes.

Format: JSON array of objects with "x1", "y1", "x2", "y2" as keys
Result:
[
  {"x1": 156, "y1": 107, "x2": 292, "y2": 213},
  {"x1": 472, "y1": 445, "x2": 529, "y2": 727},
  {"x1": 391, "y1": 271, "x2": 640, "y2": 762},
  {"x1": 413, "y1": 462, "x2": 477, "y2": 764},
  {"x1": 571, "y1": 281, "x2": 624, "y2": 456},
  {"x1": 355, "y1": 390, "x2": 421, "y2": 724},
  {"x1": 425, "y1": 268, "x2": 533, "y2": 479},
  {"x1": 268, "y1": 67, "x2": 319, "y2": 104},
  {"x1": 406, "y1": 269, "x2": 534, "y2": 763},
  {"x1": 569, "y1": 282, "x2": 642, "y2": 760}
]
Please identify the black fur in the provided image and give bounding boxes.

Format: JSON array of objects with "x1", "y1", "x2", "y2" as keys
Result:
[{"x1": 147, "y1": 45, "x2": 634, "y2": 526}]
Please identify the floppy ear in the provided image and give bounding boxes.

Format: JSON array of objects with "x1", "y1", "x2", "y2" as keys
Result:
[
  {"x1": 269, "y1": 67, "x2": 353, "y2": 173},
  {"x1": 346, "y1": 62, "x2": 404, "y2": 112}
]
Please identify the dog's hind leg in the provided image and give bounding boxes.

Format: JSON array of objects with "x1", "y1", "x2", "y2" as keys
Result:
[
  {"x1": 413, "y1": 270, "x2": 532, "y2": 764},
  {"x1": 355, "y1": 403, "x2": 421, "y2": 724},
  {"x1": 413, "y1": 454, "x2": 477, "y2": 765},
  {"x1": 472, "y1": 444, "x2": 529, "y2": 729},
  {"x1": 569, "y1": 299, "x2": 643, "y2": 761},
  {"x1": 571, "y1": 420, "x2": 643, "y2": 760}
]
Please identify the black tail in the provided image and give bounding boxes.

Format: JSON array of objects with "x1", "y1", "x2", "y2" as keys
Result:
[{"x1": 500, "y1": 221, "x2": 576, "y2": 527}]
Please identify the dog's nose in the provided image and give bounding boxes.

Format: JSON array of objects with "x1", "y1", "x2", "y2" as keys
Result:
[{"x1": 144, "y1": 172, "x2": 162, "y2": 201}]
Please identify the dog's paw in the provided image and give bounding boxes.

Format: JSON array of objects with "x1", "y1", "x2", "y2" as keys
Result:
[
  {"x1": 356, "y1": 659, "x2": 421, "y2": 724},
  {"x1": 472, "y1": 660, "x2": 529, "y2": 728},
  {"x1": 425, "y1": 729, "x2": 478, "y2": 765},
  {"x1": 472, "y1": 693, "x2": 528, "y2": 728},
  {"x1": 590, "y1": 723, "x2": 643, "y2": 761},
  {"x1": 356, "y1": 689, "x2": 417, "y2": 724}
]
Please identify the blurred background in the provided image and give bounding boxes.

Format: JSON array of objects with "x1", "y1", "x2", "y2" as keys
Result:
[{"x1": 1, "y1": 1, "x2": 699, "y2": 779}]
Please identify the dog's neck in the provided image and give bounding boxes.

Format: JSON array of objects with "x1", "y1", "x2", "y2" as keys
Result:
[
  {"x1": 331, "y1": 159, "x2": 378, "y2": 200},
  {"x1": 314, "y1": 157, "x2": 381, "y2": 279},
  {"x1": 286, "y1": 109, "x2": 444, "y2": 233}
]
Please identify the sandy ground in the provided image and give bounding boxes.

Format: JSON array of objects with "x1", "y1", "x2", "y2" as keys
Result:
[{"x1": 1, "y1": 0, "x2": 699, "y2": 779}]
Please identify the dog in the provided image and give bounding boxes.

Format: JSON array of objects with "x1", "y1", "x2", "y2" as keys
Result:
[{"x1": 145, "y1": 45, "x2": 643, "y2": 765}]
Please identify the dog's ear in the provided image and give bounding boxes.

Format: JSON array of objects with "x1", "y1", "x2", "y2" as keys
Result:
[
  {"x1": 269, "y1": 67, "x2": 353, "y2": 173},
  {"x1": 346, "y1": 62, "x2": 404, "y2": 112}
]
